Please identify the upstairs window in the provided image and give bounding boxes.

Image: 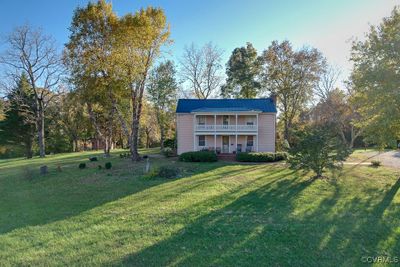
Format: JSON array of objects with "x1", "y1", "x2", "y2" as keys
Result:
[
  {"x1": 198, "y1": 135, "x2": 206, "y2": 146},
  {"x1": 246, "y1": 116, "x2": 255, "y2": 125},
  {"x1": 223, "y1": 115, "x2": 229, "y2": 125},
  {"x1": 247, "y1": 136, "x2": 254, "y2": 147},
  {"x1": 197, "y1": 116, "x2": 205, "y2": 125}
]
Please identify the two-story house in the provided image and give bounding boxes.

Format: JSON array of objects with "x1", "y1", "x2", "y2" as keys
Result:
[{"x1": 176, "y1": 98, "x2": 277, "y2": 155}]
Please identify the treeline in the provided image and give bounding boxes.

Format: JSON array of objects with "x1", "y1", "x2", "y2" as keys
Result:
[{"x1": 0, "y1": 1, "x2": 399, "y2": 159}]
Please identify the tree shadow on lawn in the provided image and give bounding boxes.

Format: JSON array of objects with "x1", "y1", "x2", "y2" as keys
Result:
[
  {"x1": 0, "y1": 158, "x2": 228, "y2": 235},
  {"x1": 120, "y1": 173, "x2": 400, "y2": 266}
]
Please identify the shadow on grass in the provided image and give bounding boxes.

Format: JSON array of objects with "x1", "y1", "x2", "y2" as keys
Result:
[
  {"x1": 0, "y1": 156, "x2": 224, "y2": 235},
  {"x1": 119, "y1": 173, "x2": 400, "y2": 266}
]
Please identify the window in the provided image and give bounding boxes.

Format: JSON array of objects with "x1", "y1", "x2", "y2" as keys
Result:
[
  {"x1": 246, "y1": 136, "x2": 254, "y2": 147},
  {"x1": 197, "y1": 116, "x2": 205, "y2": 125},
  {"x1": 198, "y1": 136, "x2": 206, "y2": 147},
  {"x1": 246, "y1": 116, "x2": 255, "y2": 125},
  {"x1": 223, "y1": 115, "x2": 229, "y2": 125}
]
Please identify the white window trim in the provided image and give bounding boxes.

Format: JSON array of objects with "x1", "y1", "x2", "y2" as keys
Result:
[
  {"x1": 198, "y1": 135, "x2": 206, "y2": 147},
  {"x1": 197, "y1": 116, "x2": 206, "y2": 125},
  {"x1": 246, "y1": 135, "x2": 254, "y2": 147}
]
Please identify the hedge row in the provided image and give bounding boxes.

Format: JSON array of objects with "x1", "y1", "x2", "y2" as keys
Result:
[
  {"x1": 179, "y1": 151, "x2": 218, "y2": 162},
  {"x1": 236, "y1": 152, "x2": 288, "y2": 162}
]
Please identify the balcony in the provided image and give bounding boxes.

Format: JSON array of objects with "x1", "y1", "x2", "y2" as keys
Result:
[{"x1": 195, "y1": 124, "x2": 257, "y2": 132}]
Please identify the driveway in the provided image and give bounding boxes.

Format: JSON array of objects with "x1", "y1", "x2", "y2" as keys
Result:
[{"x1": 346, "y1": 150, "x2": 400, "y2": 169}]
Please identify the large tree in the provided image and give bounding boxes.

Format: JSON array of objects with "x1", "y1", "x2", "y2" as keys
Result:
[
  {"x1": 260, "y1": 40, "x2": 326, "y2": 143},
  {"x1": 115, "y1": 7, "x2": 170, "y2": 161},
  {"x1": 0, "y1": 25, "x2": 63, "y2": 157},
  {"x1": 64, "y1": 0, "x2": 118, "y2": 156},
  {"x1": 0, "y1": 73, "x2": 36, "y2": 158},
  {"x1": 351, "y1": 7, "x2": 400, "y2": 147},
  {"x1": 180, "y1": 42, "x2": 223, "y2": 99},
  {"x1": 221, "y1": 42, "x2": 261, "y2": 98},
  {"x1": 147, "y1": 60, "x2": 177, "y2": 149}
]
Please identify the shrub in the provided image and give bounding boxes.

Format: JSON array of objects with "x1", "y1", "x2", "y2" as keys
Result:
[
  {"x1": 236, "y1": 152, "x2": 287, "y2": 162},
  {"x1": 162, "y1": 147, "x2": 175, "y2": 157},
  {"x1": 157, "y1": 166, "x2": 180, "y2": 179},
  {"x1": 89, "y1": 157, "x2": 98, "y2": 162},
  {"x1": 288, "y1": 125, "x2": 350, "y2": 178},
  {"x1": 163, "y1": 138, "x2": 176, "y2": 149},
  {"x1": 78, "y1": 163, "x2": 86, "y2": 169},
  {"x1": 371, "y1": 160, "x2": 381, "y2": 167},
  {"x1": 105, "y1": 162, "x2": 112, "y2": 169},
  {"x1": 179, "y1": 151, "x2": 217, "y2": 162}
]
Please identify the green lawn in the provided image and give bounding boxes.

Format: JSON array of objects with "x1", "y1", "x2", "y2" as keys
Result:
[{"x1": 0, "y1": 149, "x2": 399, "y2": 266}]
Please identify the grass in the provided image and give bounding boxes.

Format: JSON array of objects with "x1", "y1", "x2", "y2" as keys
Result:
[{"x1": 0, "y1": 149, "x2": 399, "y2": 266}]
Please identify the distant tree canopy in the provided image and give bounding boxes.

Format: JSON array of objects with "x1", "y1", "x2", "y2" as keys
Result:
[
  {"x1": 221, "y1": 42, "x2": 261, "y2": 99},
  {"x1": 351, "y1": 7, "x2": 400, "y2": 148}
]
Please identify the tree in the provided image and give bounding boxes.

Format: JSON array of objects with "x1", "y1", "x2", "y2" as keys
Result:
[
  {"x1": 288, "y1": 125, "x2": 350, "y2": 178},
  {"x1": 115, "y1": 7, "x2": 170, "y2": 161},
  {"x1": 314, "y1": 65, "x2": 341, "y2": 102},
  {"x1": 260, "y1": 40, "x2": 326, "y2": 143},
  {"x1": 221, "y1": 42, "x2": 261, "y2": 98},
  {"x1": 147, "y1": 60, "x2": 177, "y2": 149},
  {"x1": 0, "y1": 73, "x2": 36, "y2": 158},
  {"x1": 140, "y1": 101, "x2": 160, "y2": 148},
  {"x1": 180, "y1": 42, "x2": 223, "y2": 99},
  {"x1": 0, "y1": 25, "x2": 63, "y2": 157},
  {"x1": 350, "y1": 7, "x2": 400, "y2": 147},
  {"x1": 64, "y1": 0, "x2": 119, "y2": 157},
  {"x1": 309, "y1": 89, "x2": 363, "y2": 148}
]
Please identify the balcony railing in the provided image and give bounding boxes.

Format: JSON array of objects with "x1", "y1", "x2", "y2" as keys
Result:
[{"x1": 196, "y1": 124, "x2": 257, "y2": 132}]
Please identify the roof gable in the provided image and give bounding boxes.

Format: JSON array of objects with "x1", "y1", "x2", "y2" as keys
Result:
[{"x1": 176, "y1": 98, "x2": 277, "y2": 113}]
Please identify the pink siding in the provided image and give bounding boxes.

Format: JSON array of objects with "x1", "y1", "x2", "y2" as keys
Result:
[
  {"x1": 258, "y1": 113, "x2": 276, "y2": 152},
  {"x1": 177, "y1": 114, "x2": 194, "y2": 154},
  {"x1": 176, "y1": 113, "x2": 276, "y2": 154}
]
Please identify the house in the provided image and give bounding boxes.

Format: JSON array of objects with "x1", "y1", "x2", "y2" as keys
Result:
[{"x1": 176, "y1": 98, "x2": 277, "y2": 155}]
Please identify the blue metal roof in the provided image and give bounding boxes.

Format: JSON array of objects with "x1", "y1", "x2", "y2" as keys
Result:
[{"x1": 176, "y1": 98, "x2": 277, "y2": 113}]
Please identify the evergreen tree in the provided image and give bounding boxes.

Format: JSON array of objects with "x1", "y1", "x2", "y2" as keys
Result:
[{"x1": 0, "y1": 74, "x2": 36, "y2": 158}]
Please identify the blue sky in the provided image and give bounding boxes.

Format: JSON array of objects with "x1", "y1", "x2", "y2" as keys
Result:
[{"x1": 0, "y1": 0, "x2": 398, "y2": 83}]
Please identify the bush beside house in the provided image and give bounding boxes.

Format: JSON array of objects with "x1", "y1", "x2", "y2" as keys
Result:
[
  {"x1": 179, "y1": 151, "x2": 218, "y2": 162},
  {"x1": 236, "y1": 152, "x2": 288, "y2": 162}
]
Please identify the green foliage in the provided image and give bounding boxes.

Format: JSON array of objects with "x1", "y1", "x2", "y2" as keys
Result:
[
  {"x1": 351, "y1": 7, "x2": 400, "y2": 147},
  {"x1": 288, "y1": 125, "x2": 350, "y2": 178},
  {"x1": 156, "y1": 165, "x2": 180, "y2": 179},
  {"x1": 221, "y1": 42, "x2": 261, "y2": 98},
  {"x1": 260, "y1": 40, "x2": 326, "y2": 142},
  {"x1": 236, "y1": 152, "x2": 287, "y2": 162},
  {"x1": 0, "y1": 73, "x2": 36, "y2": 158},
  {"x1": 89, "y1": 157, "x2": 98, "y2": 162},
  {"x1": 179, "y1": 151, "x2": 217, "y2": 162},
  {"x1": 163, "y1": 137, "x2": 176, "y2": 149},
  {"x1": 78, "y1": 163, "x2": 86, "y2": 169},
  {"x1": 162, "y1": 147, "x2": 174, "y2": 157},
  {"x1": 105, "y1": 162, "x2": 112, "y2": 169}
]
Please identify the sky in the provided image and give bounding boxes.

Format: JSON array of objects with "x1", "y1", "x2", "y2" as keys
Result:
[{"x1": 0, "y1": 0, "x2": 399, "y2": 85}]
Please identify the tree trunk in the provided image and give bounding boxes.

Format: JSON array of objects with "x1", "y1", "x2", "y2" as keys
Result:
[
  {"x1": 26, "y1": 137, "x2": 33, "y2": 159},
  {"x1": 37, "y1": 103, "x2": 45, "y2": 158},
  {"x1": 73, "y1": 138, "x2": 79, "y2": 152}
]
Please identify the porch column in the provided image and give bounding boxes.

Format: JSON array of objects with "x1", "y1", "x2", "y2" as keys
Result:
[
  {"x1": 235, "y1": 114, "x2": 238, "y2": 153},
  {"x1": 214, "y1": 114, "x2": 217, "y2": 151}
]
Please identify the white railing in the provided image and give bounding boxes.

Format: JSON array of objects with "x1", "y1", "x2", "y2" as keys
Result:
[{"x1": 196, "y1": 124, "x2": 257, "y2": 132}]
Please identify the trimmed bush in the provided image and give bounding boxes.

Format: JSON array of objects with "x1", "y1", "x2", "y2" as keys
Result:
[
  {"x1": 158, "y1": 166, "x2": 180, "y2": 179},
  {"x1": 163, "y1": 138, "x2": 176, "y2": 149},
  {"x1": 179, "y1": 151, "x2": 217, "y2": 162},
  {"x1": 78, "y1": 163, "x2": 86, "y2": 169},
  {"x1": 162, "y1": 147, "x2": 175, "y2": 157},
  {"x1": 105, "y1": 162, "x2": 112, "y2": 169},
  {"x1": 89, "y1": 157, "x2": 98, "y2": 162},
  {"x1": 236, "y1": 152, "x2": 287, "y2": 162}
]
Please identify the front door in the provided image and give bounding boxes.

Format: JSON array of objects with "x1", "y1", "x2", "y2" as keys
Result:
[{"x1": 222, "y1": 136, "x2": 229, "y2": 153}]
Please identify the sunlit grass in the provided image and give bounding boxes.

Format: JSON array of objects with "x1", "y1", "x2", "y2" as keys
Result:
[{"x1": 0, "y1": 150, "x2": 399, "y2": 266}]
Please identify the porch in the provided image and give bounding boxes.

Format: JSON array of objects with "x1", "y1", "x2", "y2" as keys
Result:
[
  {"x1": 194, "y1": 134, "x2": 258, "y2": 153},
  {"x1": 194, "y1": 114, "x2": 258, "y2": 133}
]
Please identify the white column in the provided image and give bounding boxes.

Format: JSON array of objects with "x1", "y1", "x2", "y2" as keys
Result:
[{"x1": 235, "y1": 114, "x2": 238, "y2": 132}]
